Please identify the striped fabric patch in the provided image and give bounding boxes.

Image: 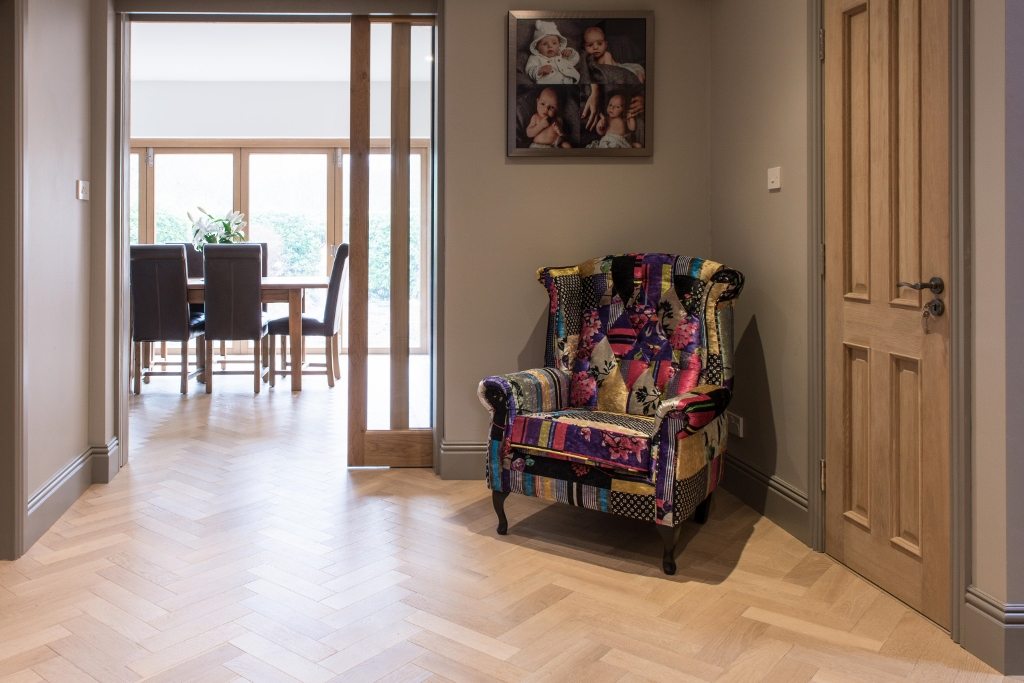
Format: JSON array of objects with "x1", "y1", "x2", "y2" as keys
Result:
[{"x1": 509, "y1": 410, "x2": 655, "y2": 474}]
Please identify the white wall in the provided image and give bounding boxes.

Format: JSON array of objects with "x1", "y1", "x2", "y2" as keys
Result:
[
  {"x1": 440, "y1": 0, "x2": 713, "y2": 464},
  {"x1": 708, "y1": 0, "x2": 810, "y2": 539},
  {"x1": 23, "y1": 0, "x2": 92, "y2": 496},
  {"x1": 131, "y1": 81, "x2": 433, "y2": 138}
]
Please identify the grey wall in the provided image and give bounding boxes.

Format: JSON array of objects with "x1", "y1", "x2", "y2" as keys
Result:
[
  {"x1": 971, "y1": 0, "x2": 1007, "y2": 606},
  {"x1": 962, "y1": 0, "x2": 1024, "y2": 672},
  {"x1": 1004, "y1": 0, "x2": 1024, "y2": 611},
  {"x1": 0, "y1": 0, "x2": 22, "y2": 560},
  {"x1": 707, "y1": 0, "x2": 811, "y2": 542},
  {"x1": 23, "y1": 0, "x2": 93, "y2": 497},
  {"x1": 439, "y1": 0, "x2": 714, "y2": 476}
]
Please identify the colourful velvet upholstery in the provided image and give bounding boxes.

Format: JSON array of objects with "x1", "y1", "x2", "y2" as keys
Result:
[{"x1": 479, "y1": 254, "x2": 744, "y2": 536}]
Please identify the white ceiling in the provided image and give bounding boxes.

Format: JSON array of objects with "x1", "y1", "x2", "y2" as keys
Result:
[{"x1": 131, "y1": 22, "x2": 434, "y2": 82}]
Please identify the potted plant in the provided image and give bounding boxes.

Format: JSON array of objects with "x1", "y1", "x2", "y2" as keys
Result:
[{"x1": 190, "y1": 207, "x2": 248, "y2": 249}]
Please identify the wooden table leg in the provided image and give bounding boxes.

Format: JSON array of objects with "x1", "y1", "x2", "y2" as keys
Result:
[{"x1": 289, "y1": 289, "x2": 302, "y2": 391}]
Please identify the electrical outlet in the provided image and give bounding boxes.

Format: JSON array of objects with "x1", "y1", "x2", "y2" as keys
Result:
[
  {"x1": 766, "y1": 166, "x2": 782, "y2": 191},
  {"x1": 75, "y1": 180, "x2": 90, "y2": 201},
  {"x1": 726, "y1": 411, "x2": 745, "y2": 438}
]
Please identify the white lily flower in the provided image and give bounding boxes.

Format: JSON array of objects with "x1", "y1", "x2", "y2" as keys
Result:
[{"x1": 226, "y1": 211, "x2": 247, "y2": 229}]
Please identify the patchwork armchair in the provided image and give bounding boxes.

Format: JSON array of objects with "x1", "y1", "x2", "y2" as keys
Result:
[{"x1": 478, "y1": 253, "x2": 744, "y2": 574}]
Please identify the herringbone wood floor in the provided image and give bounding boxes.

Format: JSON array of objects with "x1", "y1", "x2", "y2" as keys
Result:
[{"x1": 0, "y1": 374, "x2": 1004, "y2": 681}]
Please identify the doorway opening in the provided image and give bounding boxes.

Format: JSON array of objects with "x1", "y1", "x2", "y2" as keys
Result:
[{"x1": 123, "y1": 17, "x2": 436, "y2": 466}]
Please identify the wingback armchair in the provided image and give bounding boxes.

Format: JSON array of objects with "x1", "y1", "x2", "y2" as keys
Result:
[{"x1": 478, "y1": 253, "x2": 744, "y2": 574}]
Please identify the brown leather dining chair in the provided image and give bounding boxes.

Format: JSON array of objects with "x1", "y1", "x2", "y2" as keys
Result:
[
  {"x1": 202, "y1": 244, "x2": 269, "y2": 394},
  {"x1": 129, "y1": 244, "x2": 206, "y2": 395},
  {"x1": 268, "y1": 244, "x2": 349, "y2": 388}
]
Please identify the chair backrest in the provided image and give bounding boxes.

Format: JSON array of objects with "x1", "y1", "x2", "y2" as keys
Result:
[
  {"x1": 178, "y1": 241, "x2": 267, "y2": 276},
  {"x1": 255, "y1": 242, "x2": 268, "y2": 277},
  {"x1": 538, "y1": 253, "x2": 744, "y2": 416},
  {"x1": 202, "y1": 243, "x2": 264, "y2": 341},
  {"x1": 130, "y1": 244, "x2": 191, "y2": 342},
  {"x1": 323, "y1": 243, "x2": 349, "y2": 335},
  {"x1": 166, "y1": 242, "x2": 204, "y2": 277}
]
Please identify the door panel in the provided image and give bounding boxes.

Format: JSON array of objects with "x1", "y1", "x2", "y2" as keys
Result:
[{"x1": 824, "y1": 0, "x2": 950, "y2": 628}]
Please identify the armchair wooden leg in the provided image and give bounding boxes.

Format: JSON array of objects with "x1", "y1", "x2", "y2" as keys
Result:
[
  {"x1": 324, "y1": 336, "x2": 335, "y2": 388},
  {"x1": 253, "y1": 341, "x2": 261, "y2": 394},
  {"x1": 269, "y1": 336, "x2": 276, "y2": 388},
  {"x1": 142, "y1": 342, "x2": 151, "y2": 383},
  {"x1": 180, "y1": 338, "x2": 189, "y2": 395},
  {"x1": 261, "y1": 336, "x2": 269, "y2": 368},
  {"x1": 692, "y1": 492, "x2": 713, "y2": 525},
  {"x1": 656, "y1": 524, "x2": 682, "y2": 575},
  {"x1": 280, "y1": 335, "x2": 288, "y2": 370},
  {"x1": 492, "y1": 490, "x2": 510, "y2": 535},
  {"x1": 332, "y1": 334, "x2": 342, "y2": 380},
  {"x1": 205, "y1": 340, "x2": 214, "y2": 394},
  {"x1": 132, "y1": 341, "x2": 141, "y2": 395}
]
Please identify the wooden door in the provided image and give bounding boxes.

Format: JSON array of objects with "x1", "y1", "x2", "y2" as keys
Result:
[
  {"x1": 824, "y1": 0, "x2": 950, "y2": 628},
  {"x1": 347, "y1": 17, "x2": 433, "y2": 467}
]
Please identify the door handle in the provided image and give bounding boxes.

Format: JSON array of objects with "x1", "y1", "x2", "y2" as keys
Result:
[{"x1": 897, "y1": 276, "x2": 944, "y2": 295}]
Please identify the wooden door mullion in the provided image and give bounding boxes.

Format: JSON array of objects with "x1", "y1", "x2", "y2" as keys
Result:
[
  {"x1": 347, "y1": 15, "x2": 371, "y2": 466},
  {"x1": 390, "y1": 22, "x2": 411, "y2": 431}
]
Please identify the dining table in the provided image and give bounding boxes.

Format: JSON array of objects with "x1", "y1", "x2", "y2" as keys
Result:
[{"x1": 187, "y1": 275, "x2": 330, "y2": 391}]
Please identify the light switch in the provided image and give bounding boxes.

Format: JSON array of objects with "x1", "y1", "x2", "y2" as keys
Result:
[
  {"x1": 767, "y1": 166, "x2": 782, "y2": 192},
  {"x1": 75, "y1": 180, "x2": 90, "y2": 201}
]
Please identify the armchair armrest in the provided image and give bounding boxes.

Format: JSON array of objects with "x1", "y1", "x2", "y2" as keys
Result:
[
  {"x1": 649, "y1": 384, "x2": 732, "y2": 525},
  {"x1": 652, "y1": 384, "x2": 732, "y2": 436},
  {"x1": 477, "y1": 367, "x2": 571, "y2": 424}
]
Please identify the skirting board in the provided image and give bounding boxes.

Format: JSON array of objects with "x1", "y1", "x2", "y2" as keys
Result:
[
  {"x1": 722, "y1": 455, "x2": 810, "y2": 545},
  {"x1": 25, "y1": 438, "x2": 119, "y2": 549},
  {"x1": 961, "y1": 586, "x2": 1024, "y2": 674},
  {"x1": 438, "y1": 440, "x2": 486, "y2": 480}
]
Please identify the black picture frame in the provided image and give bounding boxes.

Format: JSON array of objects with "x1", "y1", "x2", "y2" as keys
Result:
[{"x1": 508, "y1": 10, "x2": 653, "y2": 157}]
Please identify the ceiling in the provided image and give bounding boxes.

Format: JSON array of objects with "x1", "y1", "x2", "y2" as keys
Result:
[{"x1": 131, "y1": 22, "x2": 434, "y2": 82}]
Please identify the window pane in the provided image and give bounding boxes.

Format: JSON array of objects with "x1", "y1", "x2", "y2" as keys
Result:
[
  {"x1": 369, "y1": 153, "x2": 392, "y2": 350},
  {"x1": 341, "y1": 152, "x2": 392, "y2": 351},
  {"x1": 409, "y1": 153, "x2": 423, "y2": 351},
  {"x1": 153, "y1": 153, "x2": 234, "y2": 244},
  {"x1": 247, "y1": 153, "x2": 328, "y2": 278},
  {"x1": 410, "y1": 355, "x2": 430, "y2": 429},
  {"x1": 129, "y1": 153, "x2": 140, "y2": 244},
  {"x1": 248, "y1": 153, "x2": 329, "y2": 321},
  {"x1": 370, "y1": 23, "x2": 392, "y2": 139}
]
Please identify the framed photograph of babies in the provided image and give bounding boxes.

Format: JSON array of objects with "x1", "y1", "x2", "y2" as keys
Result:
[{"x1": 507, "y1": 10, "x2": 652, "y2": 157}]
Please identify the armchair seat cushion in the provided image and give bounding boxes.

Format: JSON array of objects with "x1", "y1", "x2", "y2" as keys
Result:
[{"x1": 509, "y1": 409, "x2": 656, "y2": 474}]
